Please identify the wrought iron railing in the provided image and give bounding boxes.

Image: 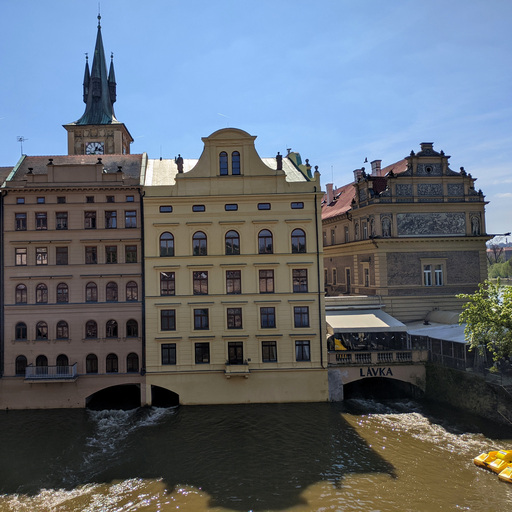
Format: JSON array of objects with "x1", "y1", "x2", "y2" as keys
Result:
[{"x1": 25, "y1": 363, "x2": 78, "y2": 380}]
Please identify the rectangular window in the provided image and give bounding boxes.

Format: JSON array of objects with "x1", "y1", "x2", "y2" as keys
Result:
[
  {"x1": 16, "y1": 197, "x2": 25, "y2": 204},
  {"x1": 423, "y1": 265, "x2": 432, "y2": 286},
  {"x1": 56, "y1": 212, "x2": 68, "y2": 230},
  {"x1": 363, "y1": 223, "x2": 368, "y2": 240},
  {"x1": 192, "y1": 205, "x2": 206, "y2": 212},
  {"x1": 161, "y1": 343, "x2": 176, "y2": 365},
  {"x1": 364, "y1": 267, "x2": 370, "y2": 287},
  {"x1": 227, "y1": 308, "x2": 243, "y2": 329},
  {"x1": 86, "y1": 196, "x2": 94, "y2": 203},
  {"x1": 37, "y1": 197, "x2": 45, "y2": 204},
  {"x1": 36, "y1": 247, "x2": 48, "y2": 265},
  {"x1": 106, "y1": 195, "x2": 115, "y2": 203},
  {"x1": 324, "y1": 268, "x2": 329, "y2": 285},
  {"x1": 259, "y1": 270, "x2": 274, "y2": 293},
  {"x1": 125, "y1": 245, "x2": 137, "y2": 263},
  {"x1": 194, "y1": 309, "x2": 209, "y2": 330},
  {"x1": 160, "y1": 205, "x2": 173, "y2": 213},
  {"x1": 85, "y1": 246, "x2": 97, "y2": 264},
  {"x1": 105, "y1": 211, "x2": 117, "y2": 229},
  {"x1": 226, "y1": 270, "x2": 241, "y2": 294},
  {"x1": 262, "y1": 341, "x2": 277, "y2": 362},
  {"x1": 323, "y1": 231, "x2": 327, "y2": 246},
  {"x1": 258, "y1": 203, "x2": 271, "y2": 210},
  {"x1": 160, "y1": 272, "x2": 175, "y2": 296},
  {"x1": 331, "y1": 229, "x2": 336, "y2": 245},
  {"x1": 35, "y1": 212, "x2": 47, "y2": 230},
  {"x1": 15, "y1": 248, "x2": 27, "y2": 266},
  {"x1": 295, "y1": 340, "x2": 311, "y2": 361},
  {"x1": 228, "y1": 342, "x2": 244, "y2": 364},
  {"x1": 195, "y1": 343, "x2": 210, "y2": 364},
  {"x1": 260, "y1": 307, "x2": 276, "y2": 328},
  {"x1": 106, "y1": 245, "x2": 118, "y2": 264},
  {"x1": 57, "y1": 196, "x2": 66, "y2": 204},
  {"x1": 56, "y1": 247, "x2": 68, "y2": 265},
  {"x1": 84, "y1": 211, "x2": 96, "y2": 229},
  {"x1": 291, "y1": 202, "x2": 304, "y2": 209},
  {"x1": 294, "y1": 306, "x2": 310, "y2": 328},
  {"x1": 345, "y1": 227, "x2": 349, "y2": 243},
  {"x1": 193, "y1": 271, "x2": 208, "y2": 295},
  {"x1": 15, "y1": 213, "x2": 27, "y2": 231},
  {"x1": 126, "y1": 195, "x2": 134, "y2": 202},
  {"x1": 225, "y1": 204, "x2": 238, "y2": 211},
  {"x1": 292, "y1": 269, "x2": 308, "y2": 293},
  {"x1": 435, "y1": 265, "x2": 444, "y2": 286},
  {"x1": 125, "y1": 210, "x2": 137, "y2": 228},
  {"x1": 161, "y1": 310, "x2": 176, "y2": 331}
]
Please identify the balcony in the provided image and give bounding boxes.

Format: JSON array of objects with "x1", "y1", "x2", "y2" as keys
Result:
[
  {"x1": 328, "y1": 350, "x2": 429, "y2": 366},
  {"x1": 25, "y1": 363, "x2": 78, "y2": 382},
  {"x1": 224, "y1": 361, "x2": 250, "y2": 378}
]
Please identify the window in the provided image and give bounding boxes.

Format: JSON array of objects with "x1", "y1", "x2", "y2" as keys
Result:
[
  {"x1": 15, "y1": 322, "x2": 27, "y2": 340},
  {"x1": 106, "y1": 195, "x2": 115, "y2": 203},
  {"x1": 36, "y1": 283, "x2": 48, "y2": 304},
  {"x1": 125, "y1": 245, "x2": 137, "y2": 263},
  {"x1": 36, "y1": 355, "x2": 48, "y2": 375},
  {"x1": 35, "y1": 212, "x2": 47, "y2": 230},
  {"x1": 232, "y1": 151, "x2": 240, "y2": 175},
  {"x1": 160, "y1": 205, "x2": 172, "y2": 213},
  {"x1": 161, "y1": 343, "x2": 176, "y2": 365},
  {"x1": 86, "y1": 282, "x2": 98, "y2": 302},
  {"x1": 331, "y1": 229, "x2": 335, "y2": 245},
  {"x1": 344, "y1": 227, "x2": 349, "y2": 243},
  {"x1": 36, "y1": 321, "x2": 48, "y2": 340},
  {"x1": 295, "y1": 340, "x2": 311, "y2": 361},
  {"x1": 86, "y1": 354, "x2": 98, "y2": 373},
  {"x1": 195, "y1": 343, "x2": 210, "y2": 364},
  {"x1": 56, "y1": 212, "x2": 68, "y2": 230},
  {"x1": 127, "y1": 353, "x2": 139, "y2": 372},
  {"x1": 258, "y1": 229, "x2": 273, "y2": 254},
  {"x1": 227, "y1": 308, "x2": 243, "y2": 329},
  {"x1": 85, "y1": 320, "x2": 97, "y2": 338},
  {"x1": 291, "y1": 202, "x2": 304, "y2": 209},
  {"x1": 86, "y1": 196, "x2": 95, "y2": 203},
  {"x1": 219, "y1": 151, "x2": 228, "y2": 175},
  {"x1": 194, "y1": 309, "x2": 209, "y2": 330},
  {"x1": 291, "y1": 228, "x2": 306, "y2": 253},
  {"x1": 259, "y1": 269, "x2": 274, "y2": 293},
  {"x1": 193, "y1": 271, "x2": 208, "y2": 295},
  {"x1": 106, "y1": 353, "x2": 118, "y2": 373},
  {"x1": 56, "y1": 355, "x2": 69, "y2": 374},
  {"x1": 423, "y1": 265, "x2": 432, "y2": 287},
  {"x1": 36, "y1": 247, "x2": 48, "y2": 265},
  {"x1": 225, "y1": 230, "x2": 240, "y2": 255},
  {"x1": 37, "y1": 197, "x2": 45, "y2": 204},
  {"x1": 262, "y1": 341, "x2": 277, "y2": 362},
  {"x1": 160, "y1": 272, "x2": 175, "y2": 296},
  {"x1": 160, "y1": 232, "x2": 174, "y2": 257},
  {"x1": 192, "y1": 205, "x2": 205, "y2": 212},
  {"x1": 85, "y1": 246, "x2": 97, "y2": 264},
  {"x1": 56, "y1": 247, "x2": 68, "y2": 265},
  {"x1": 84, "y1": 211, "x2": 96, "y2": 229},
  {"x1": 294, "y1": 306, "x2": 310, "y2": 328},
  {"x1": 106, "y1": 245, "x2": 117, "y2": 264},
  {"x1": 57, "y1": 197, "x2": 66, "y2": 204},
  {"x1": 16, "y1": 197, "x2": 25, "y2": 204},
  {"x1": 106, "y1": 320, "x2": 118, "y2": 338},
  {"x1": 363, "y1": 222, "x2": 368, "y2": 240},
  {"x1": 105, "y1": 211, "x2": 117, "y2": 229},
  {"x1": 56, "y1": 321, "x2": 69, "y2": 339},
  {"x1": 126, "y1": 319, "x2": 138, "y2": 337},
  {"x1": 15, "y1": 213, "x2": 27, "y2": 231},
  {"x1": 364, "y1": 267, "x2": 370, "y2": 287},
  {"x1": 15, "y1": 355, "x2": 27, "y2": 376},
  {"x1": 225, "y1": 204, "x2": 238, "y2": 211},
  {"x1": 226, "y1": 270, "x2": 241, "y2": 294},
  {"x1": 260, "y1": 307, "x2": 276, "y2": 328},
  {"x1": 125, "y1": 210, "x2": 137, "y2": 228},
  {"x1": 161, "y1": 310, "x2": 176, "y2": 331},
  {"x1": 333, "y1": 268, "x2": 337, "y2": 286},
  {"x1": 126, "y1": 195, "x2": 134, "y2": 203},
  {"x1": 435, "y1": 265, "x2": 444, "y2": 286},
  {"x1": 126, "y1": 281, "x2": 138, "y2": 301},
  {"x1": 106, "y1": 282, "x2": 118, "y2": 302},
  {"x1": 228, "y1": 342, "x2": 244, "y2": 364},
  {"x1": 15, "y1": 284, "x2": 27, "y2": 304},
  {"x1": 292, "y1": 269, "x2": 308, "y2": 293},
  {"x1": 57, "y1": 283, "x2": 69, "y2": 303},
  {"x1": 192, "y1": 231, "x2": 207, "y2": 256},
  {"x1": 323, "y1": 231, "x2": 327, "y2": 246}
]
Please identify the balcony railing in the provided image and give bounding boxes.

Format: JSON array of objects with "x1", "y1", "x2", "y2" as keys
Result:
[
  {"x1": 25, "y1": 363, "x2": 78, "y2": 381},
  {"x1": 224, "y1": 361, "x2": 250, "y2": 378},
  {"x1": 328, "y1": 350, "x2": 429, "y2": 366}
]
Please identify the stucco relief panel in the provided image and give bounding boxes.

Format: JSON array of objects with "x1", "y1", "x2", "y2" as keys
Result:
[
  {"x1": 395, "y1": 184, "x2": 413, "y2": 197},
  {"x1": 397, "y1": 212, "x2": 466, "y2": 236},
  {"x1": 417, "y1": 184, "x2": 442, "y2": 196},
  {"x1": 416, "y1": 163, "x2": 442, "y2": 176}
]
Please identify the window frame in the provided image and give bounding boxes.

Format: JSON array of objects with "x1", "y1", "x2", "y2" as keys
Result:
[
  {"x1": 160, "y1": 272, "x2": 176, "y2": 296},
  {"x1": 161, "y1": 309, "x2": 176, "y2": 331},
  {"x1": 226, "y1": 270, "x2": 241, "y2": 294},
  {"x1": 195, "y1": 342, "x2": 210, "y2": 364},
  {"x1": 292, "y1": 269, "x2": 308, "y2": 293},
  {"x1": 259, "y1": 269, "x2": 275, "y2": 293},
  {"x1": 161, "y1": 343, "x2": 176, "y2": 365},
  {"x1": 260, "y1": 307, "x2": 276, "y2": 328},
  {"x1": 262, "y1": 341, "x2": 277, "y2": 362},
  {"x1": 294, "y1": 306, "x2": 310, "y2": 328},
  {"x1": 295, "y1": 340, "x2": 311, "y2": 361}
]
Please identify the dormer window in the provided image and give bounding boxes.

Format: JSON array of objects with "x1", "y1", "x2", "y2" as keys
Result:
[
  {"x1": 220, "y1": 152, "x2": 228, "y2": 175},
  {"x1": 232, "y1": 151, "x2": 240, "y2": 175},
  {"x1": 219, "y1": 151, "x2": 241, "y2": 175}
]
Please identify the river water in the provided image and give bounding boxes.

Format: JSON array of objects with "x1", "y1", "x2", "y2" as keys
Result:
[{"x1": 0, "y1": 400, "x2": 511, "y2": 511}]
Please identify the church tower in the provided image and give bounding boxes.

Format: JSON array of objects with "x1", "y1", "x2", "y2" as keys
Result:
[{"x1": 63, "y1": 15, "x2": 133, "y2": 155}]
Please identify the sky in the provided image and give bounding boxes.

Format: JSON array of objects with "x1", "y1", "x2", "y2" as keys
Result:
[{"x1": 1, "y1": 0, "x2": 511, "y2": 236}]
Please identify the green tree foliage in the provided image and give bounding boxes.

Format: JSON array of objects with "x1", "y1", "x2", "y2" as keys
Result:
[
  {"x1": 458, "y1": 280, "x2": 512, "y2": 369},
  {"x1": 488, "y1": 260, "x2": 512, "y2": 279}
]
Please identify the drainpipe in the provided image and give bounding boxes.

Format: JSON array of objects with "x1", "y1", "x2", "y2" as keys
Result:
[
  {"x1": 314, "y1": 185, "x2": 324, "y2": 369},
  {"x1": 138, "y1": 188, "x2": 146, "y2": 377},
  {"x1": 0, "y1": 191, "x2": 5, "y2": 377}
]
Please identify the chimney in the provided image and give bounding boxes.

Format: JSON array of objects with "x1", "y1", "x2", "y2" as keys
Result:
[
  {"x1": 326, "y1": 183, "x2": 334, "y2": 204},
  {"x1": 353, "y1": 168, "x2": 364, "y2": 182},
  {"x1": 371, "y1": 160, "x2": 382, "y2": 176},
  {"x1": 420, "y1": 142, "x2": 434, "y2": 152}
]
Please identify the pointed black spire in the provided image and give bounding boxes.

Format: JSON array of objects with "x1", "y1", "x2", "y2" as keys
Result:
[
  {"x1": 82, "y1": 54, "x2": 90, "y2": 103},
  {"x1": 108, "y1": 52, "x2": 117, "y2": 104}
]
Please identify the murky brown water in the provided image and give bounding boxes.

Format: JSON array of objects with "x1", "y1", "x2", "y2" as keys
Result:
[{"x1": 0, "y1": 401, "x2": 511, "y2": 511}]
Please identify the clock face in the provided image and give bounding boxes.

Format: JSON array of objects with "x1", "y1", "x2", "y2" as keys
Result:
[{"x1": 86, "y1": 141, "x2": 105, "y2": 155}]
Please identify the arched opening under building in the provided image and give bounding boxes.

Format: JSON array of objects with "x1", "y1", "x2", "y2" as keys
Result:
[
  {"x1": 343, "y1": 378, "x2": 424, "y2": 400},
  {"x1": 86, "y1": 384, "x2": 141, "y2": 410},
  {"x1": 151, "y1": 385, "x2": 180, "y2": 407}
]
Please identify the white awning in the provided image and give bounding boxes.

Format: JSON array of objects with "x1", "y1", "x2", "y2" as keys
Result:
[{"x1": 326, "y1": 309, "x2": 407, "y2": 333}]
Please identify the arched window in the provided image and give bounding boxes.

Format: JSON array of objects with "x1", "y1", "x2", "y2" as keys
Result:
[
  {"x1": 126, "y1": 319, "x2": 138, "y2": 337},
  {"x1": 106, "y1": 320, "x2": 118, "y2": 338},
  {"x1": 258, "y1": 229, "x2": 273, "y2": 254},
  {"x1": 192, "y1": 231, "x2": 207, "y2": 256},
  {"x1": 85, "y1": 320, "x2": 97, "y2": 339},
  {"x1": 56, "y1": 354, "x2": 69, "y2": 375},
  {"x1": 106, "y1": 282, "x2": 118, "y2": 302},
  {"x1": 57, "y1": 283, "x2": 69, "y2": 303},
  {"x1": 127, "y1": 352, "x2": 139, "y2": 373},
  {"x1": 232, "y1": 151, "x2": 240, "y2": 175},
  {"x1": 36, "y1": 355, "x2": 48, "y2": 375},
  {"x1": 36, "y1": 321, "x2": 48, "y2": 340},
  {"x1": 126, "y1": 281, "x2": 138, "y2": 301},
  {"x1": 15, "y1": 284, "x2": 27, "y2": 304},
  {"x1": 225, "y1": 230, "x2": 240, "y2": 255},
  {"x1": 291, "y1": 228, "x2": 306, "y2": 253},
  {"x1": 160, "y1": 232, "x2": 174, "y2": 257},
  {"x1": 86, "y1": 282, "x2": 98, "y2": 302},
  {"x1": 86, "y1": 353, "x2": 98, "y2": 374},
  {"x1": 15, "y1": 355, "x2": 27, "y2": 376},
  {"x1": 36, "y1": 283, "x2": 48, "y2": 304},
  {"x1": 219, "y1": 151, "x2": 228, "y2": 175},
  {"x1": 56, "y1": 321, "x2": 69, "y2": 340},
  {"x1": 15, "y1": 322, "x2": 27, "y2": 340},
  {"x1": 106, "y1": 353, "x2": 118, "y2": 373}
]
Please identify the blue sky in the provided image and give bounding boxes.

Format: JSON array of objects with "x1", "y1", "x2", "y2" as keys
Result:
[{"x1": 1, "y1": 0, "x2": 511, "y2": 235}]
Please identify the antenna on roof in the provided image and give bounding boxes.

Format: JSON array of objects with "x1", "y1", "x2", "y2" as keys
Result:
[
  {"x1": 17, "y1": 136, "x2": 28, "y2": 156},
  {"x1": 98, "y1": 3, "x2": 101, "y2": 27}
]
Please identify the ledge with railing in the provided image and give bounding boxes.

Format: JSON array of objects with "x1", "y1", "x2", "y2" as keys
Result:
[
  {"x1": 25, "y1": 363, "x2": 78, "y2": 382},
  {"x1": 328, "y1": 350, "x2": 429, "y2": 366}
]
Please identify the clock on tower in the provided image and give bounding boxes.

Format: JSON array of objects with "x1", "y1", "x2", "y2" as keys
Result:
[{"x1": 85, "y1": 141, "x2": 105, "y2": 155}]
